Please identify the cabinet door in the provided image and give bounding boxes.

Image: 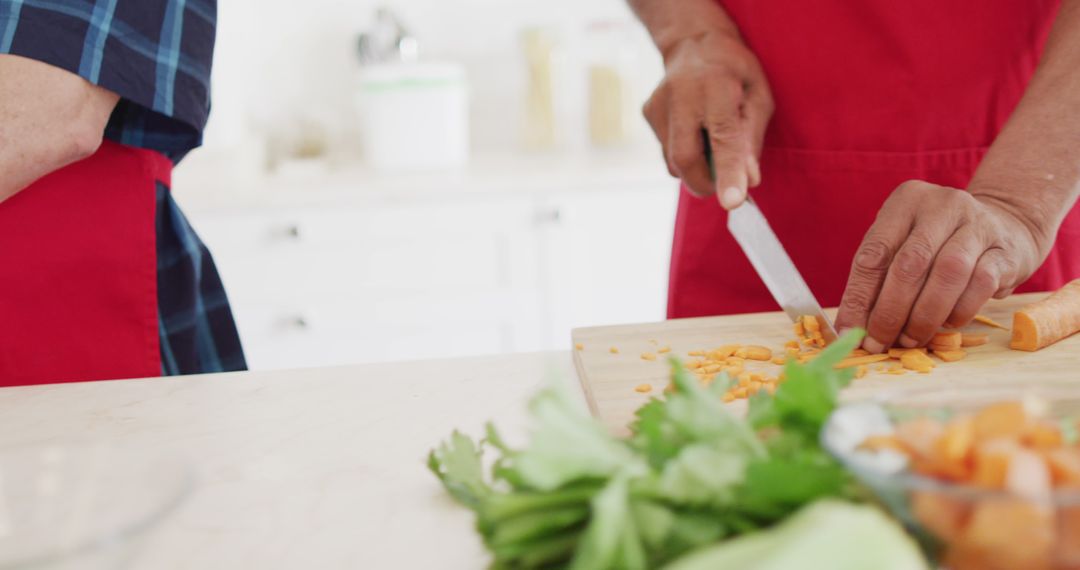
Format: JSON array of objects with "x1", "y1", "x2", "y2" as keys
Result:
[
  {"x1": 185, "y1": 196, "x2": 545, "y2": 369},
  {"x1": 536, "y1": 186, "x2": 677, "y2": 350}
]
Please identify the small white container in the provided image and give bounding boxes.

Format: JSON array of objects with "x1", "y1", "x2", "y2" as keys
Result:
[{"x1": 356, "y1": 62, "x2": 469, "y2": 172}]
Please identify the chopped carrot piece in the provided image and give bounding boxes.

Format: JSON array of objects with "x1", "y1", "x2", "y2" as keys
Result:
[
  {"x1": 688, "y1": 350, "x2": 706, "y2": 357},
  {"x1": 725, "y1": 356, "x2": 746, "y2": 366},
  {"x1": 722, "y1": 365, "x2": 743, "y2": 377},
  {"x1": 972, "y1": 401, "x2": 1029, "y2": 442},
  {"x1": 933, "y1": 349, "x2": 967, "y2": 362},
  {"x1": 1045, "y1": 447, "x2": 1080, "y2": 487},
  {"x1": 895, "y1": 417, "x2": 944, "y2": 459},
  {"x1": 856, "y1": 364, "x2": 869, "y2": 378},
  {"x1": 974, "y1": 314, "x2": 1010, "y2": 330},
  {"x1": 733, "y1": 387, "x2": 749, "y2": 399},
  {"x1": 701, "y1": 364, "x2": 722, "y2": 374},
  {"x1": 609, "y1": 346, "x2": 620, "y2": 354},
  {"x1": 834, "y1": 354, "x2": 891, "y2": 369},
  {"x1": 934, "y1": 417, "x2": 975, "y2": 466},
  {"x1": 737, "y1": 371, "x2": 753, "y2": 384},
  {"x1": 1021, "y1": 421, "x2": 1063, "y2": 450},
  {"x1": 574, "y1": 343, "x2": 584, "y2": 350},
  {"x1": 765, "y1": 384, "x2": 777, "y2": 395},
  {"x1": 710, "y1": 345, "x2": 741, "y2": 360},
  {"x1": 1056, "y1": 507, "x2": 1080, "y2": 565},
  {"x1": 770, "y1": 356, "x2": 786, "y2": 365},
  {"x1": 888, "y1": 347, "x2": 926, "y2": 359},
  {"x1": 930, "y1": 331, "x2": 963, "y2": 351},
  {"x1": 640, "y1": 352, "x2": 657, "y2": 361},
  {"x1": 784, "y1": 340, "x2": 800, "y2": 350},
  {"x1": 900, "y1": 350, "x2": 935, "y2": 373},
  {"x1": 658, "y1": 346, "x2": 671, "y2": 354},
  {"x1": 738, "y1": 346, "x2": 772, "y2": 361},
  {"x1": 793, "y1": 321, "x2": 805, "y2": 336},
  {"x1": 960, "y1": 333, "x2": 989, "y2": 347},
  {"x1": 722, "y1": 393, "x2": 735, "y2": 403},
  {"x1": 1010, "y1": 279, "x2": 1080, "y2": 351},
  {"x1": 634, "y1": 383, "x2": 653, "y2": 393},
  {"x1": 802, "y1": 315, "x2": 820, "y2": 333},
  {"x1": 972, "y1": 438, "x2": 1019, "y2": 489},
  {"x1": 957, "y1": 499, "x2": 1054, "y2": 570},
  {"x1": 850, "y1": 348, "x2": 870, "y2": 357},
  {"x1": 912, "y1": 491, "x2": 971, "y2": 542}
]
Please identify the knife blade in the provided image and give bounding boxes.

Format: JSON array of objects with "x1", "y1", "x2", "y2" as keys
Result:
[{"x1": 727, "y1": 198, "x2": 838, "y2": 343}]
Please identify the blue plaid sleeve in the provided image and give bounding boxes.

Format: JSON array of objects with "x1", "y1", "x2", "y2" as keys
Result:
[{"x1": 0, "y1": 0, "x2": 216, "y2": 161}]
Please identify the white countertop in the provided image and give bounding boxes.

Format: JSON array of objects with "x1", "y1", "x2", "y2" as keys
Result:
[
  {"x1": 0, "y1": 353, "x2": 576, "y2": 569},
  {"x1": 171, "y1": 145, "x2": 673, "y2": 214}
]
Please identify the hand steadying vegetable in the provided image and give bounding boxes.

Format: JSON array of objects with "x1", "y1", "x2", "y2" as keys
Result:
[
  {"x1": 631, "y1": 0, "x2": 772, "y2": 209},
  {"x1": 836, "y1": 0, "x2": 1080, "y2": 353}
]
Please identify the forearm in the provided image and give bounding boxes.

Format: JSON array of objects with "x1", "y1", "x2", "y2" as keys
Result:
[
  {"x1": 0, "y1": 55, "x2": 119, "y2": 202},
  {"x1": 970, "y1": 0, "x2": 1080, "y2": 255},
  {"x1": 628, "y1": 0, "x2": 741, "y2": 60}
]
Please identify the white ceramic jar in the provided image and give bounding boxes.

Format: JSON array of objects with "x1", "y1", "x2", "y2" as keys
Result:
[{"x1": 356, "y1": 62, "x2": 469, "y2": 172}]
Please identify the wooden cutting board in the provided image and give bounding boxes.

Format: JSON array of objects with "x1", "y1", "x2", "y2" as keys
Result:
[{"x1": 573, "y1": 293, "x2": 1080, "y2": 434}]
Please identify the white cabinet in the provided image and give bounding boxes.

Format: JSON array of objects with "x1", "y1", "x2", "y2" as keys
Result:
[
  {"x1": 535, "y1": 190, "x2": 675, "y2": 350},
  {"x1": 179, "y1": 155, "x2": 678, "y2": 369}
]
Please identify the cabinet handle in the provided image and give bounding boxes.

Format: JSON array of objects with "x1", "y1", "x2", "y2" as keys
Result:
[
  {"x1": 279, "y1": 315, "x2": 309, "y2": 330},
  {"x1": 533, "y1": 207, "x2": 562, "y2": 226},
  {"x1": 269, "y1": 223, "x2": 303, "y2": 241}
]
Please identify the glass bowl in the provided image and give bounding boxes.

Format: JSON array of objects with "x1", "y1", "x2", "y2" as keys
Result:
[
  {"x1": 0, "y1": 442, "x2": 192, "y2": 569},
  {"x1": 823, "y1": 386, "x2": 1080, "y2": 570}
]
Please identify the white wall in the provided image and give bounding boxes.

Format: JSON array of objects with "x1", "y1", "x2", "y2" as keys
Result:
[{"x1": 205, "y1": 0, "x2": 662, "y2": 156}]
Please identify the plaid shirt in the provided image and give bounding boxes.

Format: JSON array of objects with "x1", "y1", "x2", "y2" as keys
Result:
[
  {"x1": 1, "y1": 0, "x2": 247, "y2": 376},
  {"x1": 0, "y1": 0, "x2": 216, "y2": 161}
]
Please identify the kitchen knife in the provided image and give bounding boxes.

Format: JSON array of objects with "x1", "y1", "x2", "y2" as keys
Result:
[
  {"x1": 727, "y1": 197, "x2": 838, "y2": 343},
  {"x1": 701, "y1": 129, "x2": 837, "y2": 340}
]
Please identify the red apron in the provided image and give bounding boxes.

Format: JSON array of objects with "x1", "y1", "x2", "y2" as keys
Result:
[
  {"x1": 0, "y1": 141, "x2": 169, "y2": 385},
  {"x1": 669, "y1": 0, "x2": 1080, "y2": 318}
]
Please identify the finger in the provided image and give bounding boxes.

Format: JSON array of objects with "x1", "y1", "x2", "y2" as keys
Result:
[
  {"x1": 703, "y1": 80, "x2": 752, "y2": 209},
  {"x1": 898, "y1": 226, "x2": 980, "y2": 346},
  {"x1": 865, "y1": 223, "x2": 955, "y2": 352},
  {"x1": 667, "y1": 103, "x2": 713, "y2": 198},
  {"x1": 945, "y1": 249, "x2": 1006, "y2": 328},
  {"x1": 741, "y1": 85, "x2": 772, "y2": 188},
  {"x1": 746, "y1": 154, "x2": 761, "y2": 188},
  {"x1": 642, "y1": 93, "x2": 675, "y2": 178},
  {"x1": 834, "y1": 210, "x2": 914, "y2": 342}
]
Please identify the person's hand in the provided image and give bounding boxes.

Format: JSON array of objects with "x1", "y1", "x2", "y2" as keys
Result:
[
  {"x1": 0, "y1": 55, "x2": 119, "y2": 202},
  {"x1": 834, "y1": 181, "x2": 1050, "y2": 353},
  {"x1": 642, "y1": 31, "x2": 773, "y2": 210}
]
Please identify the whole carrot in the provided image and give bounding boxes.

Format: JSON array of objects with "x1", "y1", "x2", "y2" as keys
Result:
[{"x1": 1010, "y1": 279, "x2": 1080, "y2": 351}]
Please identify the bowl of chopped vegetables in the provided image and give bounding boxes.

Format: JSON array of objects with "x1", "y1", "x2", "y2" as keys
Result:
[{"x1": 823, "y1": 385, "x2": 1080, "y2": 570}]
